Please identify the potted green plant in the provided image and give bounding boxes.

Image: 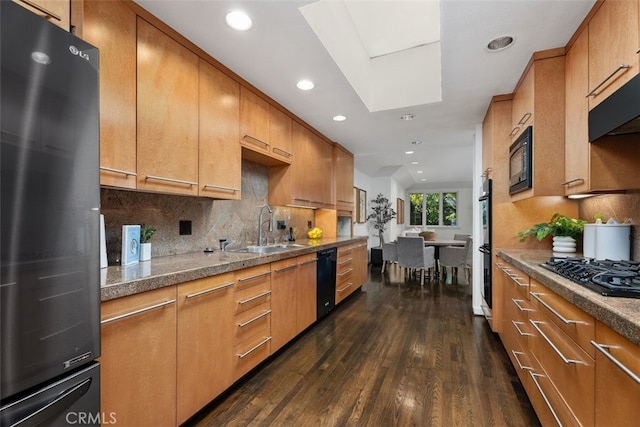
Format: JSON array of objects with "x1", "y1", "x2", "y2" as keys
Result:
[
  {"x1": 367, "y1": 193, "x2": 397, "y2": 247},
  {"x1": 518, "y1": 213, "x2": 586, "y2": 254},
  {"x1": 140, "y1": 224, "x2": 156, "y2": 262}
]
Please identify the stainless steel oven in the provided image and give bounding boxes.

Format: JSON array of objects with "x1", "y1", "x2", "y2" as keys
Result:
[{"x1": 479, "y1": 178, "x2": 492, "y2": 315}]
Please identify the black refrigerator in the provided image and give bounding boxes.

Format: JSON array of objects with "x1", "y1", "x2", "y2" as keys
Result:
[{"x1": 0, "y1": 2, "x2": 101, "y2": 425}]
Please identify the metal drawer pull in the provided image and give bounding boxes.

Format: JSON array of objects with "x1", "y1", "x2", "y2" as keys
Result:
[
  {"x1": 238, "y1": 271, "x2": 271, "y2": 282},
  {"x1": 338, "y1": 258, "x2": 353, "y2": 266},
  {"x1": 17, "y1": 0, "x2": 61, "y2": 21},
  {"x1": 272, "y1": 147, "x2": 292, "y2": 157},
  {"x1": 298, "y1": 259, "x2": 318, "y2": 266},
  {"x1": 202, "y1": 184, "x2": 240, "y2": 192},
  {"x1": 512, "y1": 299, "x2": 533, "y2": 312},
  {"x1": 508, "y1": 127, "x2": 520, "y2": 138},
  {"x1": 529, "y1": 372, "x2": 563, "y2": 427},
  {"x1": 243, "y1": 135, "x2": 270, "y2": 148},
  {"x1": 530, "y1": 320, "x2": 584, "y2": 365},
  {"x1": 337, "y1": 282, "x2": 353, "y2": 293},
  {"x1": 100, "y1": 166, "x2": 137, "y2": 177},
  {"x1": 560, "y1": 178, "x2": 584, "y2": 186},
  {"x1": 237, "y1": 337, "x2": 271, "y2": 359},
  {"x1": 511, "y1": 350, "x2": 533, "y2": 370},
  {"x1": 517, "y1": 112, "x2": 532, "y2": 126},
  {"x1": 145, "y1": 175, "x2": 197, "y2": 186},
  {"x1": 586, "y1": 64, "x2": 631, "y2": 97},
  {"x1": 101, "y1": 299, "x2": 175, "y2": 324},
  {"x1": 185, "y1": 282, "x2": 234, "y2": 299},
  {"x1": 274, "y1": 265, "x2": 297, "y2": 273},
  {"x1": 338, "y1": 269, "x2": 353, "y2": 277},
  {"x1": 337, "y1": 199, "x2": 353, "y2": 203},
  {"x1": 510, "y1": 275, "x2": 526, "y2": 287},
  {"x1": 512, "y1": 320, "x2": 534, "y2": 337},
  {"x1": 238, "y1": 310, "x2": 271, "y2": 328},
  {"x1": 530, "y1": 292, "x2": 582, "y2": 325},
  {"x1": 591, "y1": 340, "x2": 640, "y2": 385},
  {"x1": 238, "y1": 290, "x2": 271, "y2": 305}
]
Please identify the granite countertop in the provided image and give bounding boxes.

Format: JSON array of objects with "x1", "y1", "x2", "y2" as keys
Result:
[
  {"x1": 100, "y1": 236, "x2": 366, "y2": 302},
  {"x1": 497, "y1": 248, "x2": 640, "y2": 346}
]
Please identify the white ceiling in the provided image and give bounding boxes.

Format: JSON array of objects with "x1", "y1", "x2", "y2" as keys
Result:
[{"x1": 134, "y1": 0, "x2": 595, "y2": 188}]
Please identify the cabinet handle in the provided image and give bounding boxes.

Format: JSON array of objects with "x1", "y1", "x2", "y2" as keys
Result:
[
  {"x1": 530, "y1": 292, "x2": 583, "y2": 325},
  {"x1": 337, "y1": 282, "x2": 353, "y2": 293},
  {"x1": 341, "y1": 249, "x2": 353, "y2": 256},
  {"x1": 145, "y1": 175, "x2": 197, "y2": 186},
  {"x1": 512, "y1": 320, "x2": 534, "y2": 336},
  {"x1": 530, "y1": 320, "x2": 585, "y2": 365},
  {"x1": 238, "y1": 271, "x2": 271, "y2": 282},
  {"x1": 586, "y1": 64, "x2": 631, "y2": 97},
  {"x1": 202, "y1": 184, "x2": 240, "y2": 192},
  {"x1": 338, "y1": 258, "x2": 353, "y2": 266},
  {"x1": 243, "y1": 135, "x2": 270, "y2": 148},
  {"x1": 238, "y1": 290, "x2": 271, "y2": 305},
  {"x1": 591, "y1": 340, "x2": 640, "y2": 385},
  {"x1": 272, "y1": 146, "x2": 292, "y2": 157},
  {"x1": 100, "y1": 166, "x2": 137, "y2": 177},
  {"x1": 16, "y1": 0, "x2": 61, "y2": 21},
  {"x1": 517, "y1": 112, "x2": 532, "y2": 126},
  {"x1": 560, "y1": 178, "x2": 584, "y2": 186},
  {"x1": 185, "y1": 282, "x2": 234, "y2": 299},
  {"x1": 238, "y1": 310, "x2": 271, "y2": 328},
  {"x1": 529, "y1": 372, "x2": 563, "y2": 427},
  {"x1": 101, "y1": 299, "x2": 175, "y2": 324},
  {"x1": 512, "y1": 298, "x2": 533, "y2": 312},
  {"x1": 338, "y1": 269, "x2": 353, "y2": 278},
  {"x1": 337, "y1": 199, "x2": 353, "y2": 203},
  {"x1": 237, "y1": 337, "x2": 271, "y2": 359},
  {"x1": 511, "y1": 350, "x2": 533, "y2": 370},
  {"x1": 298, "y1": 259, "x2": 318, "y2": 266},
  {"x1": 274, "y1": 264, "x2": 297, "y2": 273},
  {"x1": 508, "y1": 127, "x2": 520, "y2": 138}
]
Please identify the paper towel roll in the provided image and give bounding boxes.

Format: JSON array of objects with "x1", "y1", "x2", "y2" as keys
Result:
[{"x1": 100, "y1": 214, "x2": 108, "y2": 269}]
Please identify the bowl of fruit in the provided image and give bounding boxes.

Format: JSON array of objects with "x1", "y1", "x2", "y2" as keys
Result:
[{"x1": 307, "y1": 227, "x2": 322, "y2": 240}]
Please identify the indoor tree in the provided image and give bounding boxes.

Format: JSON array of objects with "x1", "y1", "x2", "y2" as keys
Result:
[{"x1": 367, "y1": 193, "x2": 397, "y2": 246}]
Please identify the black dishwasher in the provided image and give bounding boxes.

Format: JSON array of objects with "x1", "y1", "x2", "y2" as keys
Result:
[{"x1": 316, "y1": 247, "x2": 337, "y2": 319}]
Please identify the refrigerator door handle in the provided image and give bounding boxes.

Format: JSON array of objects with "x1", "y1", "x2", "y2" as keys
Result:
[{"x1": 3, "y1": 378, "x2": 92, "y2": 427}]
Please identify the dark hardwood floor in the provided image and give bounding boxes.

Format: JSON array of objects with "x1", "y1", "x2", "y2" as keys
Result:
[{"x1": 186, "y1": 264, "x2": 540, "y2": 427}]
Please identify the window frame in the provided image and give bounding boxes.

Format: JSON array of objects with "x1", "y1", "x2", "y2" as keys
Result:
[{"x1": 408, "y1": 191, "x2": 458, "y2": 227}]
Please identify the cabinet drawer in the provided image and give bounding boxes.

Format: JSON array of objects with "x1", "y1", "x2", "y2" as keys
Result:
[
  {"x1": 530, "y1": 278, "x2": 595, "y2": 358},
  {"x1": 234, "y1": 267, "x2": 271, "y2": 314},
  {"x1": 496, "y1": 261, "x2": 529, "y2": 299},
  {"x1": 527, "y1": 368, "x2": 582, "y2": 427},
  {"x1": 336, "y1": 278, "x2": 355, "y2": 304},
  {"x1": 234, "y1": 305, "x2": 271, "y2": 345},
  {"x1": 232, "y1": 335, "x2": 271, "y2": 380}
]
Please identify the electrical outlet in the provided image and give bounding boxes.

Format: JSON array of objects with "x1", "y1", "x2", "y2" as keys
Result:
[
  {"x1": 308, "y1": 221, "x2": 312, "y2": 228},
  {"x1": 277, "y1": 220, "x2": 286, "y2": 230},
  {"x1": 179, "y1": 220, "x2": 192, "y2": 235}
]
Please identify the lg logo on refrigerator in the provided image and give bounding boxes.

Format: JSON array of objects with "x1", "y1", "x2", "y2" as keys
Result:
[{"x1": 69, "y1": 45, "x2": 90, "y2": 61}]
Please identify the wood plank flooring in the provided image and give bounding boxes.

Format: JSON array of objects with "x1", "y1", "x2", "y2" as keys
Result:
[{"x1": 186, "y1": 264, "x2": 540, "y2": 427}]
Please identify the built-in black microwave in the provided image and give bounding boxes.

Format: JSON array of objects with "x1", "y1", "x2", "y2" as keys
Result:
[{"x1": 509, "y1": 126, "x2": 533, "y2": 195}]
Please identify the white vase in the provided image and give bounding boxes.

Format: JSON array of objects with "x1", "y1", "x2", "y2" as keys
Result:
[
  {"x1": 140, "y1": 242, "x2": 152, "y2": 261},
  {"x1": 552, "y1": 236, "x2": 576, "y2": 256}
]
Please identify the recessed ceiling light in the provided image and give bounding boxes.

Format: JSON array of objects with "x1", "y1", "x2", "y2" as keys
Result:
[
  {"x1": 417, "y1": 171, "x2": 423, "y2": 174},
  {"x1": 405, "y1": 151, "x2": 414, "y2": 155},
  {"x1": 411, "y1": 140, "x2": 423, "y2": 145},
  {"x1": 400, "y1": 114, "x2": 415, "y2": 121},
  {"x1": 421, "y1": 178, "x2": 427, "y2": 181},
  {"x1": 411, "y1": 161, "x2": 418, "y2": 165},
  {"x1": 486, "y1": 35, "x2": 514, "y2": 52},
  {"x1": 332, "y1": 115, "x2": 347, "y2": 122},
  {"x1": 226, "y1": 10, "x2": 252, "y2": 31},
  {"x1": 297, "y1": 79, "x2": 315, "y2": 90}
]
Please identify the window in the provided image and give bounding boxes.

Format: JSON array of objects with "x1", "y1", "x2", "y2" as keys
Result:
[{"x1": 409, "y1": 192, "x2": 457, "y2": 226}]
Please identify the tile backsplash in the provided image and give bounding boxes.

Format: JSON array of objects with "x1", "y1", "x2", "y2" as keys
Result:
[
  {"x1": 579, "y1": 190, "x2": 639, "y2": 261},
  {"x1": 101, "y1": 161, "x2": 314, "y2": 264}
]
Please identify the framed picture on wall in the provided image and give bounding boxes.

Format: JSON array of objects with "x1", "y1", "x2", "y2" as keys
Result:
[{"x1": 359, "y1": 189, "x2": 367, "y2": 224}]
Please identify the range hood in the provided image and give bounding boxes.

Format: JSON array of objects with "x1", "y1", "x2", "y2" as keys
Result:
[{"x1": 589, "y1": 74, "x2": 640, "y2": 142}]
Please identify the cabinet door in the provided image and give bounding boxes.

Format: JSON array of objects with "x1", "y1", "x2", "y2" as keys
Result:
[
  {"x1": 176, "y1": 273, "x2": 235, "y2": 424},
  {"x1": 564, "y1": 28, "x2": 590, "y2": 195},
  {"x1": 137, "y1": 18, "x2": 199, "y2": 195},
  {"x1": 101, "y1": 287, "x2": 177, "y2": 427},
  {"x1": 13, "y1": 0, "x2": 69, "y2": 31},
  {"x1": 269, "y1": 106, "x2": 293, "y2": 163},
  {"x1": 510, "y1": 66, "x2": 534, "y2": 140},
  {"x1": 296, "y1": 254, "x2": 317, "y2": 333},
  {"x1": 335, "y1": 145, "x2": 355, "y2": 210},
  {"x1": 291, "y1": 122, "x2": 314, "y2": 204},
  {"x1": 588, "y1": 0, "x2": 639, "y2": 109},
  {"x1": 199, "y1": 60, "x2": 241, "y2": 199},
  {"x1": 270, "y1": 258, "x2": 298, "y2": 352},
  {"x1": 320, "y1": 137, "x2": 335, "y2": 208},
  {"x1": 240, "y1": 86, "x2": 270, "y2": 152},
  {"x1": 83, "y1": 0, "x2": 137, "y2": 189}
]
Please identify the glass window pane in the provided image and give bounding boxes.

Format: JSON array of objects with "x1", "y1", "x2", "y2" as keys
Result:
[
  {"x1": 425, "y1": 193, "x2": 439, "y2": 226},
  {"x1": 409, "y1": 193, "x2": 423, "y2": 225},
  {"x1": 443, "y1": 192, "x2": 457, "y2": 226}
]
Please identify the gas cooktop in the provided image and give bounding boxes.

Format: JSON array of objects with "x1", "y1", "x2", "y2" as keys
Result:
[{"x1": 541, "y1": 257, "x2": 640, "y2": 298}]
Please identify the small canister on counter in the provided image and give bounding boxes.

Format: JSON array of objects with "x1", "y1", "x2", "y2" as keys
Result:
[{"x1": 583, "y1": 219, "x2": 631, "y2": 261}]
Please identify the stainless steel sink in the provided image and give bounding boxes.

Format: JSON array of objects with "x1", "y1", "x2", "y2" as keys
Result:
[{"x1": 227, "y1": 244, "x2": 306, "y2": 254}]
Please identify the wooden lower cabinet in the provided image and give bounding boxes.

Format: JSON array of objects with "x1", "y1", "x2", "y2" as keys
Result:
[
  {"x1": 271, "y1": 257, "x2": 299, "y2": 352},
  {"x1": 176, "y1": 273, "x2": 235, "y2": 425},
  {"x1": 336, "y1": 244, "x2": 355, "y2": 304},
  {"x1": 296, "y1": 253, "x2": 318, "y2": 332},
  {"x1": 100, "y1": 286, "x2": 177, "y2": 427}
]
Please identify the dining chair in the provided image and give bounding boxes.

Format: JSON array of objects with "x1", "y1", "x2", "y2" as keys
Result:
[
  {"x1": 396, "y1": 236, "x2": 435, "y2": 286},
  {"x1": 381, "y1": 242, "x2": 398, "y2": 273},
  {"x1": 453, "y1": 233, "x2": 470, "y2": 241},
  {"x1": 439, "y1": 236, "x2": 473, "y2": 280}
]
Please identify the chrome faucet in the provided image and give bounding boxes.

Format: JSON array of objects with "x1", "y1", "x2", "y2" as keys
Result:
[{"x1": 258, "y1": 204, "x2": 273, "y2": 246}]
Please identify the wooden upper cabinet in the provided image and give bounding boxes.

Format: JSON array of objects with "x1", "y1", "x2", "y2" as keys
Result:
[
  {"x1": 334, "y1": 144, "x2": 354, "y2": 212},
  {"x1": 320, "y1": 136, "x2": 335, "y2": 208},
  {"x1": 13, "y1": 0, "x2": 69, "y2": 31},
  {"x1": 199, "y1": 60, "x2": 241, "y2": 199},
  {"x1": 510, "y1": 52, "x2": 567, "y2": 201},
  {"x1": 136, "y1": 18, "x2": 199, "y2": 196},
  {"x1": 587, "y1": 0, "x2": 639, "y2": 109},
  {"x1": 240, "y1": 87, "x2": 292, "y2": 166},
  {"x1": 83, "y1": 0, "x2": 137, "y2": 189}
]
